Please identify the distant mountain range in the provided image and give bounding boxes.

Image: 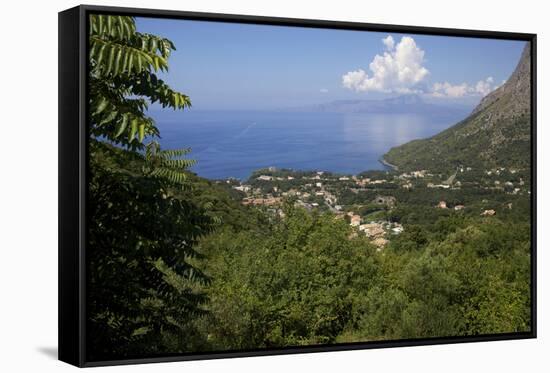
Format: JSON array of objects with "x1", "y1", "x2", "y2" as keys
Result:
[
  {"x1": 384, "y1": 44, "x2": 531, "y2": 172},
  {"x1": 284, "y1": 94, "x2": 474, "y2": 117}
]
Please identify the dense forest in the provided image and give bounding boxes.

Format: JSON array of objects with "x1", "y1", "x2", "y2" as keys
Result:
[{"x1": 86, "y1": 15, "x2": 532, "y2": 361}]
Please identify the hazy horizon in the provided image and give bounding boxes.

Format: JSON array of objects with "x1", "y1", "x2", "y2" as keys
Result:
[{"x1": 136, "y1": 17, "x2": 525, "y2": 111}]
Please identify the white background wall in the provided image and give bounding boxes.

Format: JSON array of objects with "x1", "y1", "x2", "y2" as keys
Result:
[{"x1": 0, "y1": 0, "x2": 547, "y2": 371}]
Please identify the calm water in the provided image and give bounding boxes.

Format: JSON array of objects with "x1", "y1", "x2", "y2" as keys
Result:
[{"x1": 152, "y1": 110, "x2": 468, "y2": 180}]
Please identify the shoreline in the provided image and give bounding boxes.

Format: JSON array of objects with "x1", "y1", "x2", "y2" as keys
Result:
[
  {"x1": 207, "y1": 158, "x2": 400, "y2": 182},
  {"x1": 379, "y1": 156, "x2": 399, "y2": 171},
  {"x1": 204, "y1": 154, "x2": 400, "y2": 182}
]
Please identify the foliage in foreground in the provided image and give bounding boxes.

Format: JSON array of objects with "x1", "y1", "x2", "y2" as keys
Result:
[
  {"x1": 86, "y1": 14, "x2": 215, "y2": 360},
  {"x1": 89, "y1": 14, "x2": 191, "y2": 150},
  {"x1": 86, "y1": 14, "x2": 532, "y2": 360},
  {"x1": 87, "y1": 143, "x2": 217, "y2": 359},
  {"x1": 196, "y1": 204, "x2": 531, "y2": 350},
  {"x1": 90, "y1": 141, "x2": 531, "y2": 356}
]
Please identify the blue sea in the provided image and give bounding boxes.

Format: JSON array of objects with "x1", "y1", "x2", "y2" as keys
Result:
[{"x1": 152, "y1": 110, "x2": 468, "y2": 180}]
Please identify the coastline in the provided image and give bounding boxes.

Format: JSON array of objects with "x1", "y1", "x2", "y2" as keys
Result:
[
  {"x1": 207, "y1": 157, "x2": 399, "y2": 181},
  {"x1": 379, "y1": 156, "x2": 399, "y2": 171}
]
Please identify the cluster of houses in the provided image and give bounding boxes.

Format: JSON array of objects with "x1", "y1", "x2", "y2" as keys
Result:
[
  {"x1": 486, "y1": 167, "x2": 508, "y2": 176},
  {"x1": 248, "y1": 173, "x2": 344, "y2": 211},
  {"x1": 251, "y1": 165, "x2": 525, "y2": 203},
  {"x1": 399, "y1": 166, "x2": 526, "y2": 196},
  {"x1": 347, "y1": 212, "x2": 403, "y2": 249},
  {"x1": 241, "y1": 196, "x2": 282, "y2": 206},
  {"x1": 436, "y1": 201, "x2": 465, "y2": 210},
  {"x1": 256, "y1": 175, "x2": 295, "y2": 182},
  {"x1": 481, "y1": 209, "x2": 496, "y2": 216},
  {"x1": 436, "y1": 200, "x2": 498, "y2": 216},
  {"x1": 231, "y1": 166, "x2": 518, "y2": 237},
  {"x1": 255, "y1": 172, "x2": 391, "y2": 188},
  {"x1": 398, "y1": 170, "x2": 429, "y2": 179}
]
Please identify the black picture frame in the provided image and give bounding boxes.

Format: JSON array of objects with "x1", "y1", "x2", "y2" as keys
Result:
[{"x1": 59, "y1": 4, "x2": 537, "y2": 367}]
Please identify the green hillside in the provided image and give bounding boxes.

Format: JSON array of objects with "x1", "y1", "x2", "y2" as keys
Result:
[{"x1": 384, "y1": 44, "x2": 531, "y2": 173}]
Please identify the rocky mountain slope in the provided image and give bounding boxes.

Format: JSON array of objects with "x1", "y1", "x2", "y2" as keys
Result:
[{"x1": 384, "y1": 44, "x2": 532, "y2": 173}]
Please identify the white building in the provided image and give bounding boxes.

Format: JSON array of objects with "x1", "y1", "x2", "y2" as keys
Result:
[{"x1": 350, "y1": 215, "x2": 361, "y2": 227}]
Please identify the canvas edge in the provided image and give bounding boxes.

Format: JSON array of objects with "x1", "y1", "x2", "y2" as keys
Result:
[
  {"x1": 58, "y1": 5, "x2": 86, "y2": 368},
  {"x1": 57, "y1": 4, "x2": 537, "y2": 368}
]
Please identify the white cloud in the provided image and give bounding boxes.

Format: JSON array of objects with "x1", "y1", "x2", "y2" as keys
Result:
[
  {"x1": 342, "y1": 36, "x2": 429, "y2": 93},
  {"x1": 319, "y1": 88, "x2": 329, "y2": 93},
  {"x1": 474, "y1": 76, "x2": 494, "y2": 96},
  {"x1": 382, "y1": 35, "x2": 395, "y2": 51},
  {"x1": 430, "y1": 77, "x2": 499, "y2": 98},
  {"x1": 431, "y1": 82, "x2": 470, "y2": 98},
  {"x1": 342, "y1": 69, "x2": 368, "y2": 90},
  {"x1": 343, "y1": 35, "x2": 501, "y2": 100}
]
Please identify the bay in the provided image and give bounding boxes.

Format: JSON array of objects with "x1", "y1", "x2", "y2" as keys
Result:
[{"x1": 152, "y1": 109, "x2": 469, "y2": 180}]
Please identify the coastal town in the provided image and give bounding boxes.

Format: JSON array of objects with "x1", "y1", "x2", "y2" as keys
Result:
[{"x1": 216, "y1": 165, "x2": 530, "y2": 249}]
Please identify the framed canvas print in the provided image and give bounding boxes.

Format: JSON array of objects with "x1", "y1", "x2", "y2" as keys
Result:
[{"x1": 58, "y1": 5, "x2": 537, "y2": 367}]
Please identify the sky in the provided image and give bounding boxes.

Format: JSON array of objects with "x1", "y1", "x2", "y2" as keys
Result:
[{"x1": 135, "y1": 17, "x2": 526, "y2": 111}]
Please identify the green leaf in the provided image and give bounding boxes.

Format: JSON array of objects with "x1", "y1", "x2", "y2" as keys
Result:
[
  {"x1": 107, "y1": 15, "x2": 112, "y2": 34},
  {"x1": 131, "y1": 326, "x2": 150, "y2": 337},
  {"x1": 138, "y1": 123, "x2": 145, "y2": 142},
  {"x1": 97, "y1": 15, "x2": 104, "y2": 34},
  {"x1": 97, "y1": 42, "x2": 107, "y2": 67},
  {"x1": 99, "y1": 110, "x2": 118, "y2": 126},
  {"x1": 94, "y1": 98, "x2": 109, "y2": 115},
  {"x1": 129, "y1": 117, "x2": 138, "y2": 142},
  {"x1": 115, "y1": 114, "x2": 129, "y2": 138},
  {"x1": 128, "y1": 51, "x2": 134, "y2": 73},
  {"x1": 114, "y1": 48, "x2": 123, "y2": 76},
  {"x1": 107, "y1": 45, "x2": 115, "y2": 74}
]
